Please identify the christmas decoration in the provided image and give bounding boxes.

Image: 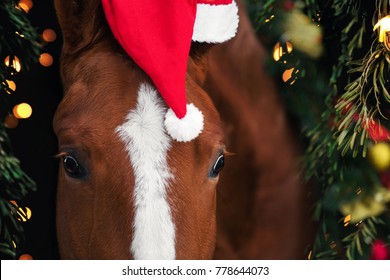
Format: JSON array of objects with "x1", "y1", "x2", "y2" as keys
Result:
[
  {"x1": 0, "y1": 0, "x2": 39, "y2": 259},
  {"x1": 374, "y1": 15, "x2": 390, "y2": 50},
  {"x1": 340, "y1": 187, "x2": 390, "y2": 223},
  {"x1": 371, "y1": 239, "x2": 390, "y2": 260},
  {"x1": 102, "y1": 0, "x2": 239, "y2": 142},
  {"x1": 368, "y1": 142, "x2": 390, "y2": 171},
  {"x1": 380, "y1": 171, "x2": 390, "y2": 189},
  {"x1": 282, "y1": 3, "x2": 323, "y2": 58},
  {"x1": 251, "y1": 0, "x2": 390, "y2": 259},
  {"x1": 18, "y1": 253, "x2": 33, "y2": 260},
  {"x1": 366, "y1": 120, "x2": 390, "y2": 142}
]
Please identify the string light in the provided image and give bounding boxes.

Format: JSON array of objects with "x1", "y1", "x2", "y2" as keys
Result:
[
  {"x1": 17, "y1": 206, "x2": 32, "y2": 222},
  {"x1": 15, "y1": 31, "x2": 25, "y2": 38},
  {"x1": 344, "y1": 214, "x2": 351, "y2": 227},
  {"x1": 5, "y1": 80, "x2": 16, "y2": 93},
  {"x1": 42, "y1": 29, "x2": 57, "y2": 42},
  {"x1": 18, "y1": 0, "x2": 33, "y2": 13},
  {"x1": 374, "y1": 15, "x2": 390, "y2": 50},
  {"x1": 265, "y1": 15, "x2": 275, "y2": 23},
  {"x1": 4, "y1": 56, "x2": 22, "y2": 72},
  {"x1": 282, "y1": 68, "x2": 294, "y2": 82},
  {"x1": 4, "y1": 115, "x2": 19, "y2": 129},
  {"x1": 273, "y1": 41, "x2": 293, "y2": 62},
  {"x1": 374, "y1": 16, "x2": 390, "y2": 42},
  {"x1": 19, "y1": 254, "x2": 33, "y2": 260},
  {"x1": 13, "y1": 103, "x2": 32, "y2": 119},
  {"x1": 39, "y1": 53, "x2": 53, "y2": 67},
  {"x1": 9, "y1": 201, "x2": 32, "y2": 222}
]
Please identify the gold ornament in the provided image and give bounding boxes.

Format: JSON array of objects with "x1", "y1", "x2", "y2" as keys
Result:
[
  {"x1": 283, "y1": 8, "x2": 323, "y2": 58},
  {"x1": 368, "y1": 142, "x2": 390, "y2": 171},
  {"x1": 340, "y1": 187, "x2": 390, "y2": 223}
]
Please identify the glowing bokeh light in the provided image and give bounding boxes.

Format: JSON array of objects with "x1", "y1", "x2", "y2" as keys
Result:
[
  {"x1": 18, "y1": 2, "x2": 30, "y2": 13},
  {"x1": 4, "y1": 115, "x2": 19, "y2": 129},
  {"x1": 282, "y1": 68, "x2": 294, "y2": 82},
  {"x1": 18, "y1": 0, "x2": 33, "y2": 13},
  {"x1": 374, "y1": 16, "x2": 390, "y2": 42},
  {"x1": 344, "y1": 214, "x2": 351, "y2": 227},
  {"x1": 13, "y1": 103, "x2": 32, "y2": 119},
  {"x1": 4, "y1": 56, "x2": 22, "y2": 72},
  {"x1": 6, "y1": 80, "x2": 16, "y2": 93},
  {"x1": 19, "y1": 254, "x2": 33, "y2": 260},
  {"x1": 17, "y1": 207, "x2": 32, "y2": 222},
  {"x1": 42, "y1": 29, "x2": 57, "y2": 42},
  {"x1": 39, "y1": 53, "x2": 53, "y2": 67},
  {"x1": 273, "y1": 41, "x2": 293, "y2": 62}
]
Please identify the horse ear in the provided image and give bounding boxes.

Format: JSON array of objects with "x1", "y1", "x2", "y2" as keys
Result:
[
  {"x1": 55, "y1": 0, "x2": 107, "y2": 53},
  {"x1": 190, "y1": 42, "x2": 214, "y2": 61},
  {"x1": 188, "y1": 42, "x2": 216, "y2": 86}
]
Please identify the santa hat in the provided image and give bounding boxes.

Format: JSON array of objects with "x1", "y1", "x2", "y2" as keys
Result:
[{"x1": 102, "y1": 0, "x2": 239, "y2": 142}]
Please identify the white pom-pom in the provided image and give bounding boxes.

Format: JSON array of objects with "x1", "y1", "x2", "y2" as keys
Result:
[{"x1": 164, "y1": 104, "x2": 204, "y2": 142}]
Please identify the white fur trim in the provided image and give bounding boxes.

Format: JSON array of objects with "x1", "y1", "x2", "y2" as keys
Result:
[
  {"x1": 192, "y1": 1, "x2": 239, "y2": 43},
  {"x1": 116, "y1": 83, "x2": 175, "y2": 260},
  {"x1": 164, "y1": 104, "x2": 204, "y2": 142}
]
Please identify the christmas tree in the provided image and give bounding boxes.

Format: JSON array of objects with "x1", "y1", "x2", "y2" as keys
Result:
[
  {"x1": 0, "y1": 0, "x2": 39, "y2": 259},
  {"x1": 250, "y1": 0, "x2": 390, "y2": 259}
]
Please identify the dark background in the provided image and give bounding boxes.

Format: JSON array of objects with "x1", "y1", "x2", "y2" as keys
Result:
[{"x1": 7, "y1": 0, "x2": 62, "y2": 259}]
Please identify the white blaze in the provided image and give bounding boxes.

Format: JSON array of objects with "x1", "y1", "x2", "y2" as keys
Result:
[{"x1": 116, "y1": 83, "x2": 175, "y2": 259}]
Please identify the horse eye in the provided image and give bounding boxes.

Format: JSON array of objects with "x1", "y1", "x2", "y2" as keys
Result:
[
  {"x1": 62, "y1": 156, "x2": 86, "y2": 179},
  {"x1": 210, "y1": 154, "x2": 225, "y2": 178}
]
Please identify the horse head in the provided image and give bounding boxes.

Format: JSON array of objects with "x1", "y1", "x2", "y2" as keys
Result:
[{"x1": 53, "y1": 0, "x2": 232, "y2": 259}]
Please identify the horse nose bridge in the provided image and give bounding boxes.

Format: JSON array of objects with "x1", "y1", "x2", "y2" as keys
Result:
[{"x1": 115, "y1": 83, "x2": 177, "y2": 260}]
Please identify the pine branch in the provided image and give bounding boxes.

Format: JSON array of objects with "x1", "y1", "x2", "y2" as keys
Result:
[
  {"x1": 0, "y1": 0, "x2": 41, "y2": 109},
  {"x1": 0, "y1": 124, "x2": 36, "y2": 259},
  {"x1": 343, "y1": 217, "x2": 381, "y2": 259},
  {"x1": 0, "y1": 0, "x2": 39, "y2": 259},
  {"x1": 335, "y1": 44, "x2": 390, "y2": 158}
]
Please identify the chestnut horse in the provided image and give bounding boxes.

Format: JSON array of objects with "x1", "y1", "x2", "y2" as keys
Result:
[{"x1": 54, "y1": 0, "x2": 311, "y2": 259}]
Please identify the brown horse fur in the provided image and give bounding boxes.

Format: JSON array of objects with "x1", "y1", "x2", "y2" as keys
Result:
[{"x1": 54, "y1": 0, "x2": 312, "y2": 259}]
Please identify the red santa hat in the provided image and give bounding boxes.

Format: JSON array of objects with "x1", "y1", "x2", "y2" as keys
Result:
[{"x1": 102, "y1": 0, "x2": 239, "y2": 142}]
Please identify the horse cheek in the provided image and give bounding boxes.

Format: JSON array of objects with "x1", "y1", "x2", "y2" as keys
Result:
[{"x1": 56, "y1": 176, "x2": 94, "y2": 259}]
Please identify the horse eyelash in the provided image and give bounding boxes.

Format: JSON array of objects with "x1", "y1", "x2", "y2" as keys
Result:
[{"x1": 53, "y1": 152, "x2": 68, "y2": 159}]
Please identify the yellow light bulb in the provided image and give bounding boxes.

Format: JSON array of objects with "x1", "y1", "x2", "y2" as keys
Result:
[
  {"x1": 13, "y1": 103, "x2": 32, "y2": 119},
  {"x1": 374, "y1": 16, "x2": 390, "y2": 42}
]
